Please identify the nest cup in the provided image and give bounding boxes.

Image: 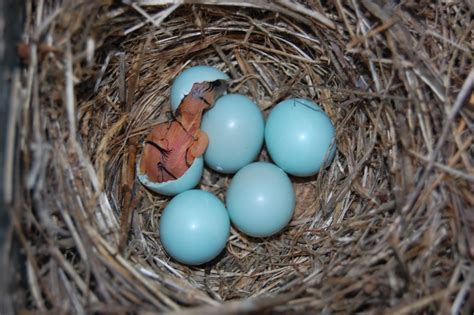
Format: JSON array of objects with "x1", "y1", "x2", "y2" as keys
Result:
[{"x1": 8, "y1": 1, "x2": 473, "y2": 313}]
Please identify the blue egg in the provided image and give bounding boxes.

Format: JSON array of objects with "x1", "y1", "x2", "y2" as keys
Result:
[
  {"x1": 201, "y1": 94, "x2": 264, "y2": 174},
  {"x1": 265, "y1": 98, "x2": 336, "y2": 177},
  {"x1": 170, "y1": 65, "x2": 229, "y2": 112},
  {"x1": 226, "y1": 162, "x2": 295, "y2": 237},
  {"x1": 159, "y1": 190, "x2": 230, "y2": 265},
  {"x1": 137, "y1": 157, "x2": 203, "y2": 196}
]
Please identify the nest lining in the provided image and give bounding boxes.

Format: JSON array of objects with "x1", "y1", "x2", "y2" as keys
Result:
[{"x1": 8, "y1": 0, "x2": 473, "y2": 313}]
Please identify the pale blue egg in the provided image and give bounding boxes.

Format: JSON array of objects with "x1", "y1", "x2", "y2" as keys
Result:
[
  {"x1": 201, "y1": 94, "x2": 264, "y2": 174},
  {"x1": 226, "y1": 162, "x2": 295, "y2": 237},
  {"x1": 265, "y1": 98, "x2": 336, "y2": 177},
  {"x1": 159, "y1": 189, "x2": 230, "y2": 265},
  {"x1": 137, "y1": 157, "x2": 203, "y2": 196},
  {"x1": 170, "y1": 65, "x2": 229, "y2": 112}
]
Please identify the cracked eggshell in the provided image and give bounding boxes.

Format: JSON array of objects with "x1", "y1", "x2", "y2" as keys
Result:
[
  {"x1": 137, "y1": 156, "x2": 204, "y2": 196},
  {"x1": 170, "y1": 65, "x2": 229, "y2": 112}
]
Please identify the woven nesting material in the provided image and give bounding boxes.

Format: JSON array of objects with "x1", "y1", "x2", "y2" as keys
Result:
[{"x1": 8, "y1": 0, "x2": 473, "y2": 313}]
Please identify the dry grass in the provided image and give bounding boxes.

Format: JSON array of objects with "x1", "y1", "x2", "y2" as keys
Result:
[{"x1": 5, "y1": 0, "x2": 473, "y2": 313}]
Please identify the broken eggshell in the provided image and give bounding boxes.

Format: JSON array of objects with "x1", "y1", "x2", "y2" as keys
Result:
[
  {"x1": 170, "y1": 65, "x2": 229, "y2": 112},
  {"x1": 137, "y1": 156, "x2": 204, "y2": 196}
]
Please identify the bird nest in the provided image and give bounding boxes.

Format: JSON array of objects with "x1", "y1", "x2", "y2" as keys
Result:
[{"x1": 6, "y1": 0, "x2": 473, "y2": 313}]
